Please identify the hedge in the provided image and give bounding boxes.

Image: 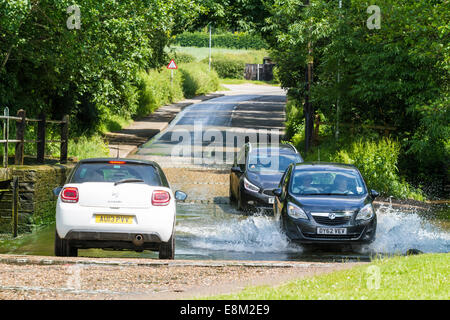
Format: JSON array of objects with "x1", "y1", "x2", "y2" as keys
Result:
[
  {"x1": 203, "y1": 54, "x2": 245, "y2": 79},
  {"x1": 136, "y1": 62, "x2": 219, "y2": 116},
  {"x1": 179, "y1": 63, "x2": 220, "y2": 97},
  {"x1": 174, "y1": 32, "x2": 267, "y2": 50}
]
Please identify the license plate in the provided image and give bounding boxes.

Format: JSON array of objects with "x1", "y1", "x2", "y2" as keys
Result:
[
  {"x1": 268, "y1": 197, "x2": 275, "y2": 204},
  {"x1": 95, "y1": 215, "x2": 133, "y2": 224},
  {"x1": 317, "y1": 227, "x2": 347, "y2": 235}
]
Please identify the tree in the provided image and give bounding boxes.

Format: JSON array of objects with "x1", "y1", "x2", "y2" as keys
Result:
[
  {"x1": 0, "y1": 0, "x2": 202, "y2": 133},
  {"x1": 263, "y1": 0, "x2": 449, "y2": 194}
]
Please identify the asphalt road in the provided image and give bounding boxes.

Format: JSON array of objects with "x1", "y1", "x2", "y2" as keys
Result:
[{"x1": 134, "y1": 84, "x2": 286, "y2": 167}]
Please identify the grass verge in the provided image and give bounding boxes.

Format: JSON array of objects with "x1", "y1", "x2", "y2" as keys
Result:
[{"x1": 205, "y1": 253, "x2": 449, "y2": 300}]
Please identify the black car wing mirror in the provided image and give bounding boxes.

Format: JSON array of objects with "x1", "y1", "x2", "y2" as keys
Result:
[
  {"x1": 231, "y1": 166, "x2": 242, "y2": 173},
  {"x1": 53, "y1": 186, "x2": 63, "y2": 197},
  {"x1": 273, "y1": 188, "x2": 282, "y2": 197},
  {"x1": 175, "y1": 190, "x2": 188, "y2": 202},
  {"x1": 370, "y1": 189, "x2": 379, "y2": 199}
]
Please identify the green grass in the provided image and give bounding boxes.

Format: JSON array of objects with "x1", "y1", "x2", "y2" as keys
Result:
[
  {"x1": 167, "y1": 46, "x2": 268, "y2": 63},
  {"x1": 68, "y1": 135, "x2": 110, "y2": 160},
  {"x1": 205, "y1": 253, "x2": 450, "y2": 300}
]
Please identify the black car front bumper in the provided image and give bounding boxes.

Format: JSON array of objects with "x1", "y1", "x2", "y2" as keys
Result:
[
  {"x1": 282, "y1": 214, "x2": 377, "y2": 244},
  {"x1": 240, "y1": 187, "x2": 275, "y2": 211}
]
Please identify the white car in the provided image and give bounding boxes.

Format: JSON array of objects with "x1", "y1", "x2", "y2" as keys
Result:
[{"x1": 54, "y1": 158, "x2": 187, "y2": 259}]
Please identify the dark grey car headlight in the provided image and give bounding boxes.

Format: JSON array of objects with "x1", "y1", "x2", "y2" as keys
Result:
[
  {"x1": 287, "y1": 202, "x2": 308, "y2": 220},
  {"x1": 356, "y1": 204, "x2": 375, "y2": 220}
]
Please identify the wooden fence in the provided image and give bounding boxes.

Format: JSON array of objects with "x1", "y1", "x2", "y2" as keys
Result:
[
  {"x1": 244, "y1": 63, "x2": 275, "y2": 81},
  {"x1": 0, "y1": 107, "x2": 69, "y2": 167}
]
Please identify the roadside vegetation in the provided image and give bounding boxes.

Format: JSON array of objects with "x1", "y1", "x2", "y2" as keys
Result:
[
  {"x1": 207, "y1": 253, "x2": 449, "y2": 300},
  {"x1": 173, "y1": 31, "x2": 267, "y2": 50},
  {"x1": 272, "y1": 0, "x2": 449, "y2": 200},
  {"x1": 1, "y1": 0, "x2": 447, "y2": 201}
]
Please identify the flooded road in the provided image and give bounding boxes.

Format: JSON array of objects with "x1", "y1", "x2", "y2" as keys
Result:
[
  {"x1": 1, "y1": 202, "x2": 448, "y2": 262},
  {"x1": 1, "y1": 84, "x2": 447, "y2": 263}
]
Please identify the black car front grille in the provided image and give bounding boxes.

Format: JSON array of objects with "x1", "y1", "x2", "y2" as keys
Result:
[
  {"x1": 303, "y1": 233, "x2": 360, "y2": 240},
  {"x1": 262, "y1": 189, "x2": 274, "y2": 196},
  {"x1": 312, "y1": 215, "x2": 351, "y2": 226}
]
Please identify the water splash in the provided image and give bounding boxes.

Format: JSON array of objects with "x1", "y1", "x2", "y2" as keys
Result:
[
  {"x1": 368, "y1": 204, "x2": 450, "y2": 254},
  {"x1": 177, "y1": 203, "x2": 449, "y2": 257},
  {"x1": 177, "y1": 213, "x2": 300, "y2": 254}
]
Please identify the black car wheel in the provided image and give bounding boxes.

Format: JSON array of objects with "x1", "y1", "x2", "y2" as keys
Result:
[
  {"x1": 229, "y1": 179, "x2": 236, "y2": 204},
  {"x1": 237, "y1": 190, "x2": 244, "y2": 211},
  {"x1": 54, "y1": 230, "x2": 78, "y2": 257},
  {"x1": 159, "y1": 232, "x2": 175, "y2": 260}
]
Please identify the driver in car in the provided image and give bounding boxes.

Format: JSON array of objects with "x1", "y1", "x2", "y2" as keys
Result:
[
  {"x1": 331, "y1": 175, "x2": 354, "y2": 194},
  {"x1": 293, "y1": 175, "x2": 320, "y2": 194}
]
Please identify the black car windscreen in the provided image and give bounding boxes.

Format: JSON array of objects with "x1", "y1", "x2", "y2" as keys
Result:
[{"x1": 70, "y1": 163, "x2": 162, "y2": 186}]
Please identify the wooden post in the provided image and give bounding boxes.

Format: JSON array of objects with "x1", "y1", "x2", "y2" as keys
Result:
[
  {"x1": 12, "y1": 176, "x2": 19, "y2": 237},
  {"x1": 14, "y1": 109, "x2": 25, "y2": 165},
  {"x1": 37, "y1": 112, "x2": 46, "y2": 163},
  {"x1": 60, "y1": 115, "x2": 68, "y2": 164},
  {"x1": 3, "y1": 107, "x2": 9, "y2": 168},
  {"x1": 304, "y1": 0, "x2": 314, "y2": 154}
]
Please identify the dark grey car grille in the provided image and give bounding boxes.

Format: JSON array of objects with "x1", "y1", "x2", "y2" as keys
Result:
[{"x1": 313, "y1": 215, "x2": 351, "y2": 226}]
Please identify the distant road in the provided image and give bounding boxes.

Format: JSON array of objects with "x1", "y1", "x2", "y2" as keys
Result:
[{"x1": 134, "y1": 84, "x2": 287, "y2": 167}]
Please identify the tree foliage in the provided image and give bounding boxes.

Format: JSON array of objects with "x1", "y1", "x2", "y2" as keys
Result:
[
  {"x1": 263, "y1": 0, "x2": 449, "y2": 195},
  {"x1": 0, "y1": 0, "x2": 202, "y2": 133}
]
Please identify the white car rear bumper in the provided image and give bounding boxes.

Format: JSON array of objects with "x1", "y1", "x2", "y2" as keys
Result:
[{"x1": 56, "y1": 201, "x2": 175, "y2": 243}]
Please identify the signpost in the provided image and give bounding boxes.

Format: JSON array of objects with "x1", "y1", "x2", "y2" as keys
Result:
[{"x1": 167, "y1": 59, "x2": 178, "y2": 86}]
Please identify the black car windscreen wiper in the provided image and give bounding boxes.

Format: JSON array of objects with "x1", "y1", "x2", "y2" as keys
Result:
[
  {"x1": 301, "y1": 193, "x2": 351, "y2": 196},
  {"x1": 114, "y1": 178, "x2": 144, "y2": 186}
]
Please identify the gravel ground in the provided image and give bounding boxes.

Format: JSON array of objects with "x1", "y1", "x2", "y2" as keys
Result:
[{"x1": 0, "y1": 255, "x2": 363, "y2": 300}]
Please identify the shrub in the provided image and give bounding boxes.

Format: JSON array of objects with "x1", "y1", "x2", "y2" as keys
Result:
[
  {"x1": 179, "y1": 62, "x2": 220, "y2": 97},
  {"x1": 285, "y1": 98, "x2": 304, "y2": 140},
  {"x1": 136, "y1": 68, "x2": 184, "y2": 117},
  {"x1": 136, "y1": 63, "x2": 219, "y2": 116},
  {"x1": 203, "y1": 54, "x2": 246, "y2": 79},
  {"x1": 332, "y1": 138, "x2": 424, "y2": 200},
  {"x1": 174, "y1": 32, "x2": 267, "y2": 50},
  {"x1": 68, "y1": 135, "x2": 110, "y2": 160},
  {"x1": 167, "y1": 52, "x2": 196, "y2": 63}
]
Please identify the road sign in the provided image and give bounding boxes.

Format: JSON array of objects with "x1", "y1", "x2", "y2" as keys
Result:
[{"x1": 167, "y1": 59, "x2": 177, "y2": 69}]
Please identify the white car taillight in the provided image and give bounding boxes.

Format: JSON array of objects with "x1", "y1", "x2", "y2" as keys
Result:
[
  {"x1": 152, "y1": 190, "x2": 170, "y2": 206},
  {"x1": 61, "y1": 187, "x2": 79, "y2": 203}
]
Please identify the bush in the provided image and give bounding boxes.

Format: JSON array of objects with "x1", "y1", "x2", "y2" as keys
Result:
[
  {"x1": 68, "y1": 135, "x2": 110, "y2": 160},
  {"x1": 174, "y1": 32, "x2": 267, "y2": 49},
  {"x1": 202, "y1": 54, "x2": 246, "y2": 79},
  {"x1": 136, "y1": 62, "x2": 219, "y2": 116},
  {"x1": 179, "y1": 63, "x2": 219, "y2": 98},
  {"x1": 285, "y1": 98, "x2": 304, "y2": 140},
  {"x1": 332, "y1": 138, "x2": 424, "y2": 200},
  {"x1": 136, "y1": 68, "x2": 184, "y2": 117},
  {"x1": 167, "y1": 52, "x2": 196, "y2": 64}
]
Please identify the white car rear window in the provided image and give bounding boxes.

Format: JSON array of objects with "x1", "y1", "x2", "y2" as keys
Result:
[{"x1": 71, "y1": 163, "x2": 162, "y2": 186}]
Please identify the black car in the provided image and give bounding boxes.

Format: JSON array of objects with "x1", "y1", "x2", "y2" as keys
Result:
[
  {"x1": 229, "y1": 143, "x2": 303, "y2": 212},
  {"x1": 273, "y1": 162, "x2": 378, "y2": 244}
]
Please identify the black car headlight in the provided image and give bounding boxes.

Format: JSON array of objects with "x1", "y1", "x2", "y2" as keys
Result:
[
  {"x1": 287, "y1": 202, "x2": 308, "y2": 220},
  {"x1": 244, "y1": 177, "x2": 260, "y2": 193},
  {"x1": 356, "y1": 204, "x2": 375, "y2": 220}
]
